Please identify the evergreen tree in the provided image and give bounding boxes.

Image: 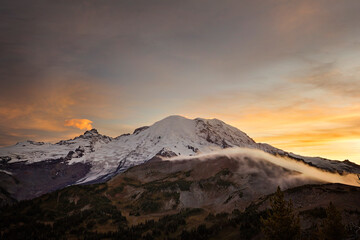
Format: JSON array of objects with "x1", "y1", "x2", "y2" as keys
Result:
[
  {"x1": 319, "y1": 202, "x2": 345, "y2": 240},
  {"x1": 261, "y1": 186, "x2": 300, "y2": 240}
]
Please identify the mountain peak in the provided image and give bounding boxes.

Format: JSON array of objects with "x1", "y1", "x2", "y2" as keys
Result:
[
  {"x1": 157, "y1": 115, "x2": 227, "y2": 128},
  {"x1": 150, "y1": 115, "x2": 195, "y2": 137},
  {"x1": 79, "y1": 128, "x2": 112, "y2": 142},
  {"x1": 155, "y1": 115, "x2": 189, "y2": 124},
  {"x1": 83, "y1": 128, "x2": 99, "y2": 136},
  {"x1": 195, "y1": 117, "x2": 223, "y2": 124}
]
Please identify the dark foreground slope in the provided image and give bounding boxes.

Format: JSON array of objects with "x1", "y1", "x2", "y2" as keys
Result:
[
  {"x1": 0, "y1": 159, "x2": 90, "y2": 201},
  {"x1": 1, "y1": 155, "x2": 360, "y2": 239}
]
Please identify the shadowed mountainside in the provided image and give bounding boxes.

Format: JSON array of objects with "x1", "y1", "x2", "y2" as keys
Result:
[{"x1": 1, "y1": 154, "x2": 359, "y2": 239}]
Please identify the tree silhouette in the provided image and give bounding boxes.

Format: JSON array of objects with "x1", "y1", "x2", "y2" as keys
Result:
[
  {"x1": 261, "y1": 186, "x2": 300, "y2": 240},
  {"x1": 319, "y1": 202, "x2": 345, "y2": 240}
]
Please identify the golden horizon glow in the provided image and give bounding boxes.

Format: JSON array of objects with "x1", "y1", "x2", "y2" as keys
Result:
[{"x1": 227, "y1": 107, "x2": 360, "y2": 163}]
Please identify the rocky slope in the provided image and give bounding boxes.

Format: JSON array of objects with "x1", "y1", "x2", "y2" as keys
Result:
[{"x1": 1, "y1": 152, "x2": 359, "y2": 239}]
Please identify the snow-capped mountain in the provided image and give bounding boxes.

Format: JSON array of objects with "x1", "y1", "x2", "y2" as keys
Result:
[
  {"x1": 0, "y1": 129, "x2": 112, "y2": 165},
  {"x1": 0, "y1": 115, "x2": 359, "y2": 199}
]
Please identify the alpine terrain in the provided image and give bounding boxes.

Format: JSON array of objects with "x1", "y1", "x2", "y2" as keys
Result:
[{"x1": 1, "y1": 115, "x2": 359, "y2": 202}]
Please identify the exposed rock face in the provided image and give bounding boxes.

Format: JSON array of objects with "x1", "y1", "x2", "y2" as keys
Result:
[
  {"x1": 195, "y1": 118, "x2": 256, "y2": 147},
  {"x1": 156, "y1": 148, "x2": 178, "y2": 158},
  {"x1": 187, "y1": 145, "x2": 199, "y2": 153},
  {"x1": 0, "y1": 156, "x2": 11, "y2": 164},
  {"x1": 57, "y1": 128, "x2": 112, "y2": 146},
  {"x1": 83, "y1": 128, "x2": 100, "y2": 136},
  {"x1": 24, "y1": 140, "x2": 45, "y2": 146},
  {"x1": 115, "y1": 133, "x2": 130, "y2": 140},
  {"x1": 133, "y1": 126, "x2": 149, "y2": 135}
]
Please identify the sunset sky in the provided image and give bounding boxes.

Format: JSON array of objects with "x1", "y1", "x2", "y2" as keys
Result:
[{"x1": 1, "y1": 0, "x2": 360, "y2": 163}]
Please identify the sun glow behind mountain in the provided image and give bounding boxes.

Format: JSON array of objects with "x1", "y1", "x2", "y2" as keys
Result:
[{"x1": 225, "y1": 108, "x2": 360, "y2": 163}]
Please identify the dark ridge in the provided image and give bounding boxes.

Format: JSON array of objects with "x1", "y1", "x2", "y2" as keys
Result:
[
  {"x1": 133, "y1": 126, "x2": 149, "y2": 135},
  {"x1": 83, "y1": 128, "x2": 99, "y2": 135},
  {"x1": 115, "y1": 133, "x2": 130, "y2": 139}
]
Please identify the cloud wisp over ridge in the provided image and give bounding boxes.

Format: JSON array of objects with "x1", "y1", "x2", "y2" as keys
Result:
[{"x1": 167, "y1": 148, "x2": 360, "y2": 188}]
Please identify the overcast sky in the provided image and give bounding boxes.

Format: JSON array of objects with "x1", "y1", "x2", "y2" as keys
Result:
[{"x1": 1, "y1": 0, "x2": 360, "y2": 163}]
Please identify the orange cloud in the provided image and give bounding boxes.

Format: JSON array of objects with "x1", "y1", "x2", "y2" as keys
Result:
[{"x1": 64, "y1": 119, "x2": 93, "y2": 130}]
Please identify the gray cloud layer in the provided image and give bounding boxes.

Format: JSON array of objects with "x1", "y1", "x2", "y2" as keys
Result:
[{"x1": 1, "y1": 0, "x2": 360, "y2": 152}]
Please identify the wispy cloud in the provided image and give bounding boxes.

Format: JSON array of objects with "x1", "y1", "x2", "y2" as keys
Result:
[
  {"x1": 292, "y1": 62, "x2": 360, "y2": 98},
  {"x1": 167, "y1": 147, "x2": 360, "y2": 187}
]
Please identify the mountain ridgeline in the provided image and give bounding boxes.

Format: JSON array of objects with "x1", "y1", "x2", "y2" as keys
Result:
[{"x1": 1, "y1": 115, "x2": 359, "y2": 202}]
